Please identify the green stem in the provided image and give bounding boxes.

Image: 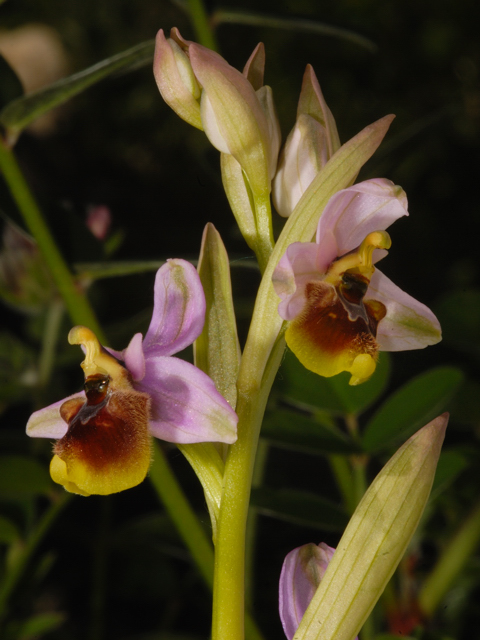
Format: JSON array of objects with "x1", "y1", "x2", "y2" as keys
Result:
[
  {"x1": 329, "y1": 454, "x2": 357, "y2": 515},
  {"x1": 149, "y1": 442, "x2": 264, "y2": 640},
  {"x1": 186, "y1": 0, "x2": 219, "y2": 50},
  {"x1": 149, "y1": 442, "x2": 214, "y2": 588},
  {"x1": 211, "y1": 333, "x2": 286, "y2": 640},
  {"x1": 344, "y1": 414, "x2": 367, "y2": 510},
  {"x1": 0, "y1": 137, "x2": 104, "y2": 342},
  {"x1": 419, "y1": 499, "x2": 480, "y2": 617},
  {"x1": 38, "y1": 299, "x2": 64, "y2": 388},
  {"x1": 253, "y1": 194, "x2": 275, "y2": 274},
  {"x1": 351, "y1": 455, "x2": 368, "y2": 509},
  {"x1": 0, "y1": 492, "x2": 71, "y2": 627}
]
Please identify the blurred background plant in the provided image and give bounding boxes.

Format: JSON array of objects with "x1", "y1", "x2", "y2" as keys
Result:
[{"x1": 0, "y1": 0, "x2": 479, "y2": 639}]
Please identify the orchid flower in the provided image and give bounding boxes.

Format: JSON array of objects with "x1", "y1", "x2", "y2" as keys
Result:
[
  {"x1": 26, "y1": 259, "x2": 238, "y2": 496},
  {"x1": 280, "y1": 542, "x2": 358, "y2": 640},
  {"x1": 272, "y1": 179, "x2": 441, "y2": 385}
]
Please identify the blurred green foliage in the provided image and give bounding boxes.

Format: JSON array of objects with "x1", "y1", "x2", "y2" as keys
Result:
[{"x1": 0, "y1": 0, "x2": 479, "y2": 639}]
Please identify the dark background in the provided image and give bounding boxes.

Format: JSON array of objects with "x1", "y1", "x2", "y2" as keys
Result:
[{"x1": 1, "y1": 1, "x2": 479, "y2": 639}]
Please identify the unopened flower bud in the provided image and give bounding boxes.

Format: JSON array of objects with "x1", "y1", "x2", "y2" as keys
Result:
[
  {"x1": 273, "y1": 65, "x2": 340, "y2": 217},
  {"x1": 256, "y1": 85, "x2": 281, "y2": 180},
  {"x1": 190, "y1": 43, "x2": 273, "y2": 198},
  {"x1": 273, "y1": 114, "x2": 329, "y2": 217},
  {"x1": 279, "y1": 542, "x2": 336, "y2": 640},
  {"x1": 153, "y1": 29, "x2": 203, "y2": 130}
]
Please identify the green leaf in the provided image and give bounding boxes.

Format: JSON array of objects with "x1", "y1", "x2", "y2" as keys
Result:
[
  {"x1": 449, "y1": 378, "x2": 480, "y2": 427},
  {"x1": 8, "y1": 612, "x2": 65, "y2": 639},
  {"x1": 0, "y1": 515, "x2": 20, "y2": 544},
  {"x1": 430, "y1": 449, "x2": 468, "y2": 499},
  {"x1": 0, "y1": 40, "x2": 154, "y2": 141},
  {"x1": 212, "y1": 10, "x2": 377, "y2": 53},
  {"x1": 362, "y1": 367, "x2": 463, "y2": 454},
  {"x1": 0, "y1": 332, "x2": 35, "y2": 407},
  {"x1": 0, "y1": 54, "x2": 24, "y2": 111},
  {"x1": 294, "y1": 415, "x2": 447, "y2": 640},
  {"x1": 276, "y1": 349, "x2": 390, "y2": 416},
  {"x1": 195, "y1": 223, "x2": 241, "y2": 409},
  {"x1": 250, "y1": 486, "x2": 349, "y2": 531},
  {"x1": 0, "y1": 455, "x2": 51, "y2": 498},
  {"x1": 74, "y1": 259, "x2": 166, "y2": 280},
  {"x1": 435, "y1": 289, "x2": 480, "y2": 359},
  {"x1": 261, "y1": 408, "x2": 360, "y2": 455}
]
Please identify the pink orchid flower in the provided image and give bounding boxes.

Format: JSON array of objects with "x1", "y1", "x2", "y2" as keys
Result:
[
  {"x1": 272, "y1": 178, "x2": 441, "y2": 385},
  {"x1": 280, "y1": 542, "x2": 358, "y2": 640},
  {"x1": 27, "y1": 259, "x2": 238, "y2": 496}
]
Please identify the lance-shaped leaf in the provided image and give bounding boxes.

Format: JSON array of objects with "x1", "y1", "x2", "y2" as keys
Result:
[
  {"x1": 362, "y1": 367, "x2": 462, "y2": 453},
  {"x1": 220, "y1": 153, "x2": 257, "y2": 253},
  {"x1": 194, "y1": 223, "x2": 241, "y2": 410},
  {"x1": 292, "y1": 414, "x2": 448, "y2": 640},
  {"x1": 0, "y1": 40, "x2": 154, "y2": 144},
  {"x1": 177, "y1": 441, "x2": 225, "y2": 542}
]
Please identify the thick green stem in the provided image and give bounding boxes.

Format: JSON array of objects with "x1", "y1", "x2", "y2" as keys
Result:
[
  {"x1": 419, "y1": 499, "x2": 480, "y2": 616},
  {"x1": 253, "y1": 194, "x2": 275, "y2": 274},
  {"x1": 211, "y1": 334, "x2": 285, "y2": 640},
  {"x1": 0, "y1": 137, "x2": 104, "y2": 341},
  {"x1": 186, "y1": 0, "x2": 219, "y2": 51},
  {"x1": 245, "y1": 438, "x2": 269, "y2": 609},
  {"x1": 150, "y1": 442, "x2": 264, "y2": 640}
]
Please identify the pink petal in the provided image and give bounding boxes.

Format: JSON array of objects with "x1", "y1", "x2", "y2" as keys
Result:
[
  {"x1": 273, "y1": 242, "x2": 324, "y2": 321},
  {"x1": 123, "y1": 332, "x2": 146, "y2": 381},
  {"x1": 137, "y1": 356, "x2": 238, "y2": 444},
  {"x1": 316, "y1": 178, "x2": 409, "y2": 257},
  {"x1": 26, "y1": 391, "x2": 85, "y2": 439},
  {"x1": 367, "y1": 270, "x2": 442, "y2": 351},
  {"x1": 279, "y1": 543, "x2": 335, "y2": 640},
  {"x1": 143, "y1": 259, "x2": 206, "y2": 358}
]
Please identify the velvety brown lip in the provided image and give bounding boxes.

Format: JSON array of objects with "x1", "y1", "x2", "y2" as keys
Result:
[
  {"x1": 55, "y1": 377, "x2": 151, "y2": 474},
  {"x1": 298, "y1": 280, "x2": 386, "y2": 359}
]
